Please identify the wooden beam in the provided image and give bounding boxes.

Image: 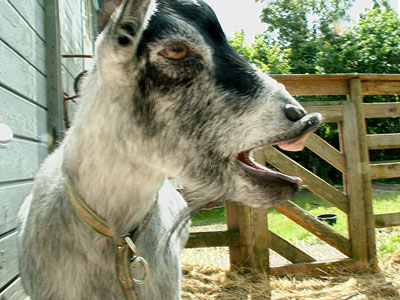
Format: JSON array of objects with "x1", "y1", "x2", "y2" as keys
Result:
[
  {"x1": 305, "y1": 133, "x2": 346, "y2": 173},
  {"x1": 367, "y1": 134, "x2": 400, "y2": 150},
  {"x1": 0, "y1": 232, "x2": 19, "y2": 288},
  {"x1": 276, "y1": 79, "x2": 349, "y2": 96},
  {"x1": 271, "y1": 74, "x2": 400, "y2": 96},
  {"x1": 370, "y1": 161, "x2": 400, "y2": 179},
  {"x1": 226, "y1": 202, "x2": 242, "y2": 266},
  {"x1": 44, "y1": 0, "x2": 64, "y2": 150},
  {"x1": 252, "y1": 208, "x2": 269, "y2": 270},
  {"x1": 269, "y1": 258, "x2": 365, "y2": 275},
  {"x1": 300, "y1": 104, "x2": 343, "y2": 122},
  {"x1": 274, "y1": 201, "x2": 352, "y2": 257},
  {"x1": 349, "y1": 78, "x2": 377, "y2": 264},
  {"x1": 0, "y1": 278, "x2": 27, "y2": 300},
  {"x1": 0, "y1": 181, "x2": 32, "y2": 235},
  {"x1": 271, "y1": 73, "x2": 400, "y2": 82},
  {"x1": 269, "y1": 231, "x2": 315, "y2": 264},
  {"x1": 362, "y1": 81, "x2": 400, "y2": 95},
  {"x1": 237, "y1": 204, "x2": 256, "y2": 268},
  {"x1": 186, "y1": 230, "x2": 240, "y2": 248},
  {"x1": 263, "y1": 146, "x2": 348, "y2": 213},
  {"x1": 363, "y1": 103, "x2": 400, "y2": 118},
  {"x1": 251, "y1": 148, "x2": 269, "y2": 270},
  {"x1": 300, "y1": 101, "x2": 343, "y2": 106},
  {"x1": 375, "y1": 212, "x2": 400, "y2": 228},
  {"x1": 341, "y1": 78, "x2": 370, "y2": 264}
]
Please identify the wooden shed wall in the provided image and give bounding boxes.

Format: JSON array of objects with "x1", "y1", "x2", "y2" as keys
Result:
[
  {"x1": 0, "y1": 0, "x2": 47, "y2": 297},
  {"x1": 0, "y1": 0, "x2": 95, "y2": 298},
  {"x1": 60, "y1": 0, "x2": 96, "y2": 121}
]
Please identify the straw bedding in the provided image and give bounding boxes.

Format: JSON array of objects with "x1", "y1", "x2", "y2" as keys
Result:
[{"x1": 181, "y1": 254, "x2": 400, "y2": 300}]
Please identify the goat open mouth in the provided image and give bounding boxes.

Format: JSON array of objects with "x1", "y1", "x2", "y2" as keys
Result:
[{"x1": 237, "y1": 149, "x2": 302, "y2": 184}]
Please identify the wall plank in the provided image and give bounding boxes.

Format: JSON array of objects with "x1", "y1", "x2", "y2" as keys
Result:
[
  {"x1": 0, "y1": 182, "x2": 33, "y2": 235},
  {"x1": 0, "y1": 41, "x2": 47, "y2": 107},
  {"x1": 36, "y1": 0, "x2": 44, "y2": 9},
  {"x1": 0, "y1": 139, "x2": 47, "y2": 183},
  {"x1": 1, "y1": 0, "x2": 46, "y2": 73},
  {"x1": 7, "y1": 0, "x2": 46, "y2": 39},
  {"x1": 0, "y1": 232, "x2": 19, "y2": 289},
  {"x1": 0, "y1": 87, "x2": 47, "y2": 141},
  {"x1": 60, "y1": 0, "x2": 84, "y2": 55},
  {"x1": 0, "y1": 278, "x2": 27, "y2": 300}
]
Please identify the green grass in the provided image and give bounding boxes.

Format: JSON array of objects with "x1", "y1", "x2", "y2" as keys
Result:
[
  {"x1": 376, "y1": 229, "x2": 400, "y2": 255},
  {"x1": 268, "y1": 196, "x2": 349, "y2": 244},
  {"x1": 191, "y1": 191, "x2": 400, "y2": 255},
  {"x1": 191, "y1": 204, "x2": 226, "y2": 226}
]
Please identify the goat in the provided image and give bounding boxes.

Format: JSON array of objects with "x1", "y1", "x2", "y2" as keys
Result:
[{"x1": 18, "y1": 0, "x2": 321, "y2": 299}]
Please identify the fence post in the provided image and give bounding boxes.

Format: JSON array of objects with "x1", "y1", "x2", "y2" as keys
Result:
[
  {"x1": 226, "y1": 202, "x2": 242, "y2": 267},
  {"x1": 341, "y1": 77, "x2": 372, "y2": 266},
  {"x1": 226, "y1": 149, "x2": 269, "y2": 270},
  {"x1": 237, "y1": 205, "x2": 256, "y2": 268},
  {"x1": 226, "y1": 202, "x2": 255, "y2": 268},
  {"x1": 251, "y1": 149, "x2": 270, "y2": 271},
  {"x1": 350, "y1": 78, "x2": 377, "y2": 265}
]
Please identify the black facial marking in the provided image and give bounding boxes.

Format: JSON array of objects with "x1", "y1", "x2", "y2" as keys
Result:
[
  {"x1": 131, "y1": 89, "x2": 160, "y2": 136},
  {"x1": 139, "y1": 0, "x2": 262, "y2": 98},
  {"x1": 212, "y1": 46, "x2": 261, "y2": 98}
]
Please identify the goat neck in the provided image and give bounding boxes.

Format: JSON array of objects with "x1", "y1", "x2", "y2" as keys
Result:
[{"x1": 62, "y1": 84, "x2": 164, "y2": 237}]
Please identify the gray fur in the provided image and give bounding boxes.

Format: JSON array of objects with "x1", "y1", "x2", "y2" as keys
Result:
[{"x1": 18, "y1": 0, "x2": 321, "y2": 299}]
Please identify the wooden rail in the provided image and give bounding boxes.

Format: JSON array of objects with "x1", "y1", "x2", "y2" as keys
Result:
[
  {"x1": 186, "y1": 74, "x2": 400, "y2": 273},
  {"x1": 375, "y1": 212, "x2": 400, "y2": 228}
]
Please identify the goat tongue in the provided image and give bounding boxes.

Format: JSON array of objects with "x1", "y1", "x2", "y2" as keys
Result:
[
  {"x1": 237, "y1": 151, "x2": 302, "y2": 184},
  {"x1": 278, "y1": 132, "x2": 311, "y2": 152}
]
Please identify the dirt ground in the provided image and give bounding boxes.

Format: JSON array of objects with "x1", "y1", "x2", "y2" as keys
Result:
[{"x1": 181, "y1": 254, "x2": 400, "y2": 300}]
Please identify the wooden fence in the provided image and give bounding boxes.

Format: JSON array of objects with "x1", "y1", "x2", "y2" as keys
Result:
[{"x1": 185, "y1": 74, "x2": 400, "y2": 274}]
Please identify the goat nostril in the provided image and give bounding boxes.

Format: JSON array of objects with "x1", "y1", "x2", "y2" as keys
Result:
[
  {"x1": 118, "y1": 35, "x2": 131, "y2": 46},
  {"x1": 284, "y1": 104, "x2": 306, "y2": 122}
]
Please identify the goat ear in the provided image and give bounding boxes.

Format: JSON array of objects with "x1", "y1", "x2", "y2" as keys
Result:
[{"x1": 111, "y1": 0, "x2": 156, "y2": 50}]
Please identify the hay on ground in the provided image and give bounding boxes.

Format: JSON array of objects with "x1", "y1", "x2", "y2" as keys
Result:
[{"x1": 182, "y1": 254, "x2": 400, "y2": 300}]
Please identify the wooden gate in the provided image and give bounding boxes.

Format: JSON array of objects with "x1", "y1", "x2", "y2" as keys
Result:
[{"x1": 186, "y1": 74, "x2": 400, "y2": 273}]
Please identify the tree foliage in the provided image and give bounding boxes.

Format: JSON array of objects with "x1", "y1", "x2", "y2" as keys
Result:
[
  {"x1": 230, "y1": 31, "x2": 291, "y2": 73},
  {"x1": 231, "y1": 0, "x2": 400, "y2": 75},
  {"x1": 258, "y1": 0, "x2": 354, "y2": 73}
]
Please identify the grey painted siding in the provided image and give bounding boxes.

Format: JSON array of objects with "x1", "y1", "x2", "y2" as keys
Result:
[
  {"x1": 0, "y1": 0, "x2": 47, "y2": 297},
  {"x1": 0, "y1": 0, "x2": 95, "y2": 297},
  {"x1": 60, "y1": 0, "x2": 96, "y2": 122}
]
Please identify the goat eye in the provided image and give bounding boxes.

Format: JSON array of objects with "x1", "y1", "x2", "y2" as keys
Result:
[{"x1": 161, "y1": 45, "x2": 188, "y2": 60}]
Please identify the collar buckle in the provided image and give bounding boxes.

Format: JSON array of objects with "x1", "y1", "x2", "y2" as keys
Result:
[{"x1": 124, "y1": 236, "x2": 149, "y2": 284}]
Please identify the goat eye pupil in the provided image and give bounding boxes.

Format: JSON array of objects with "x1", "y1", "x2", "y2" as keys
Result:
[
  {"x1": 172, "y1": 47, "x2": 184, "y2": 53},
  {"x1": 161, "y1": 45, "x2": 188, "y2": 60}
]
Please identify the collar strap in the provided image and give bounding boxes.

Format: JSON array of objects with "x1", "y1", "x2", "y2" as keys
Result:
[
  {"x1": 65, "y1": 178, "x2": 114, "y2": 239},
  {"x1": 64, "y1": 177, "x2": 158, "y2": 300}
]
